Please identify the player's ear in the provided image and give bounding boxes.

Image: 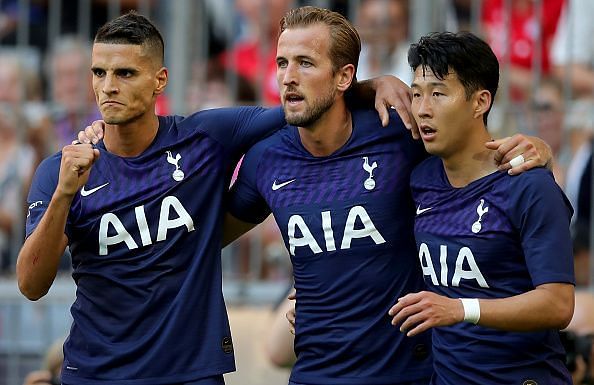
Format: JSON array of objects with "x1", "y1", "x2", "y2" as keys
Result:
[
  {"x1": 336, "y1": 63, "x2": 355, "y2": 92},
  {"x1": 154, "y1": 67, "x2": 168, "y2": 95},
  {"x1": 473, "y1": 89, "x2": 491, "y2": 120}
]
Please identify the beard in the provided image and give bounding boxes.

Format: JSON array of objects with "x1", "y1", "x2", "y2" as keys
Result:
[
  {"x1": 101, "y1": 108, "x2": 144, "y2": 125},
  {"x1": 284, "y1": 87, "x2": 336, "y2": 127}
]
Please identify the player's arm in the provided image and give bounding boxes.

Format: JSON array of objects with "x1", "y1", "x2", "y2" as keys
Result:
[
  {"x1": 16, "y1": 144, "x2": 99, "y2": 300},
  {"x1": 76, "y1": 75, "x2": 417, "y2": 144},
  {"x1": 265, "y1": 292, "x2": 297, "y2": 368},
  {"x1": 222, "y1": 212, "x2": 261, "y2": 247},
  {"x1": 391, "y1": 172, "x2": 574, "y2": 336},
  {"x1": 388, "y1": 283, "x2": 574, "y2": 337},
  {"x1": 485, "y1": 134, "x2": 553, "y2": 175},
  {"x1": 350, "y1": 75, "x2": 417, "y2": 136}
]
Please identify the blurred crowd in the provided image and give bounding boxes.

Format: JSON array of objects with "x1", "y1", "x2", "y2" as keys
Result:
[{"x1": 0, "y1": 0, "x2": 593, "y2": 293}]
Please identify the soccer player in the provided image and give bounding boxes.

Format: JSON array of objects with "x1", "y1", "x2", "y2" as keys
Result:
[
  {"x1": 15, "y1": 11, "x2": 421, "y2": 385},
  {"x1": 223, "y1": 7, "x2": 554, "y2": 385},
  {"x1": 16, "y1": 12, "x2": 287, "y2": 385},
  {"x1": 388, "y1": 31, "x2": 575, "y2": 385}
]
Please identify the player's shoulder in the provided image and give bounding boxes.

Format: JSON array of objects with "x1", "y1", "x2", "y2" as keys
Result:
[
  {"x1": 162, "y1": 106, "x2": 267, "y2": 133},
  {"x1": 351, "y1": 107, "x2": 406, "y2": 134},
  {"x1": 503, "y1": 167, "x2": 557, "y2": 191},
  {"x1": 244, "y1": 125, "x2": 292, "y2": 158},
  {"x1": 36, "y1": 151, "x2": 62, "y2": 173},
  {"x1": 502, "y1": 167, "x2": 570, "y2": 209},
  {"x1": 411, "y1": 156, "x2": 442, "y2": 183},
  {"x1": 30, "y1": 151, "x2": 62, "y2": 188}
]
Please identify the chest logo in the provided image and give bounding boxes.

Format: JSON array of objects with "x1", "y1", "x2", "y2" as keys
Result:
[
  {"x1": 362, "y1": 156, "x2": 378, "y2": 190},
  {"x1": 471, "y1": 199, "x2": 489, "y2": 233},
  {"x1": 416, "y1": 205, "x2": 432, "y2": 215},
  {"x1": 166, "y1": 151, "x2": 184, "y2": 181},
  {"x1": 81, "y1": 182, "x2": 110, "y2": 197},
  {"x1": 272, "y1": 178, "x2": 296, "y2": 191}
]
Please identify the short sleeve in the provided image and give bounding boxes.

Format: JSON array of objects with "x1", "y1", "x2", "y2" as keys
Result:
[
  {"x1": 25, "y1": 155, "x2": 61, "y2": 238},
  {"x1": 507, "y1": 170, "x2": 575, "y2": 286},
  {"x1": 181, "y1": 106, "x2": 285, "y2": 156},
  {"x1": 227, "y1": 144, "x2": 271, "y2": 224}
]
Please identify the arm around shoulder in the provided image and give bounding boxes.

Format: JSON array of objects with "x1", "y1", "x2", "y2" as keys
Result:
[{"x1": 222, "y1": 212, "x2": 260, "y2": 248}]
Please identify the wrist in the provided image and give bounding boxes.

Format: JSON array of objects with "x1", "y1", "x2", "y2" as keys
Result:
[
  {"x1": 459, "y1": 298, "x2": 481, "y2": 324},
  {"x1": 52, "y1": 188, "x2": 77, "y2": 203}
]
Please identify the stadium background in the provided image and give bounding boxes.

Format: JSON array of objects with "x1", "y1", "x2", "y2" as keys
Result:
[{"x1": 0, "y1": 0, "x2": 593, "y2": 384}]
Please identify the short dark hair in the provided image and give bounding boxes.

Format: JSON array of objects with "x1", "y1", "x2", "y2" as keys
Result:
[
  {"x1": 94, "y1": 11, "x2": 164, "y2": 65},
  {"x1": 408, "y1": 31, "x2": 499, "y2": 125},
  {"x1": 280, "y1": 6, "x2": 361, "y2": 82}
]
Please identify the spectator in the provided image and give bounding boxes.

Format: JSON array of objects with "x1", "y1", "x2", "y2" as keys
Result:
[
  {"x1": 219, "y1": 0, "x2": 293, "y2": 105},
  {"x1": 551, "y1": 0, "x2": 594, "y2": 99},
  {"x1": 356, "y1": 0, "x2": 412, "y2": 83},
  {"x1": 564, "y1": 101, "x2": 594, "y2": 253},
  {"x1": 482, "y1": 0, "x2": 565, "y2": 101},
  {"x1": 44, "y1": 36, "x2": 101, "y2": 151},
  {"x1": 22, "y1": 337, "x2": 64, "y2": 385},
  {"x1": 0, "y1": 50, "x2": 53, "y2": 169},
  {"x1": 186, "y1": 59, "x2": 256, "y2": 111},
  {"x1": 0, "y1": 52, "x2": 27, "y2": 104},
  {"x1": 530, "y1": 76, "x2": 568, "y2": 184},
  {"x1": 566, "y1": 291, "x2": 594, "y2": 384},
  {"x1": 0, "y1": 104, "x2": 35, "y2": 272},
  {"x1": 0, "y1": 1, "x2": 48, "y2": 51}
]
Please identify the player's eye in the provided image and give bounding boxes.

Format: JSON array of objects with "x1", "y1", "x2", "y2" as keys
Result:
[
  {"x1": 276, "y1": 60, "x2": 288, "y2": 69},
  {"x1": 92, "y1": 69, "x2": 105, "y2": 77},
  {"x1": 301, "y1": 60, "x2": 312, "y2": 67},
  {"x1": 117, "y1": 70, "x2": 134, "y2": 78}
]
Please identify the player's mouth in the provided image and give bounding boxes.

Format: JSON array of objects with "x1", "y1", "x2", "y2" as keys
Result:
[
  {"x1": 284, "y1": 92, "x2": 305, "y2": 107},
  {"x1": 101, "y1": 100, "x2": 124, "y2": 107},
  {"x1": 419, "y1": 124, "x2": 437, "y2": 141}
]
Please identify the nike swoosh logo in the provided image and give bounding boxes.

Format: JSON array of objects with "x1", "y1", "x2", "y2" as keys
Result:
[
  {"x1": 80, "y1": 182, "x2": 110, "y2": 197},
  {"x1": 416, "y1": 205, "x2": 432, "y2": 215},
  {"x1": 272, "y1": 179, "x2": 296, "y2": 191}
]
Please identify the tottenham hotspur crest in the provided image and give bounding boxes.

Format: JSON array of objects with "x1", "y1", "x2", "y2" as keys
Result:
[
  {"x1": 166, "y1": 150, "x2": 185, "y2": 181},
  {"x1": 362, "y1": 156, "x2": 378, "y2": 190},
  {"x1": 471, "y1": 199, "x2": 489, "y2": 233}
]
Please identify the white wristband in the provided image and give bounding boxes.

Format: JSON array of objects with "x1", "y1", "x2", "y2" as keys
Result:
[{"x1": 460, "y1": 298, "x2": 481, "y2": 324}]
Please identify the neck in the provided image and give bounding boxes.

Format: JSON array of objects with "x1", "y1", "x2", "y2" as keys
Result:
[
  {"x1": 298, "y1": 99, "x2": 352, "y2": 157},
  {"x1": 442, "y1": 126, "x2": 498, "y2": 188},
  {"x1": 103, "y1": 113, "x2": 159, "y2": 157}
]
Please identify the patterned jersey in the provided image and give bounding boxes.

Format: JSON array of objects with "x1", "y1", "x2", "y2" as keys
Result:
[
  {"x1": 411, "y1": 156, "x2": 574, "y2": 385},
  {"x1": 228, "y1": 108, "x2": 432, "y2": 385},
  {"x1": 25, "y1": 107, "x2": 284, "y2": 385}
]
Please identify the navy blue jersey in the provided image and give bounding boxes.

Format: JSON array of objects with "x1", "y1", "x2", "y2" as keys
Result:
[
  {"x1": 25, "y1": 107, "x2": 284, "y2": 385},
  {"x1": 411, "y1": 156, "x2": 574, "y2": 385},
  {"x1": 228, "y1": 109, "x2": 432, "y2": 385}
]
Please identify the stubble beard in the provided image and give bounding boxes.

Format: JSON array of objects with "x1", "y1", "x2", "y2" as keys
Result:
[
  {"x1": 284, "y1": 88, "x2": 336, "y2": 127},
  {"x1": 101, "y1": 109, "x2": 143, "y2": 126}
]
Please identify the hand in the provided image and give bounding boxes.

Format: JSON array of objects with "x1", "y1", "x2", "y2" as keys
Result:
[
  {"x1": 75, "y1": 120, "x2": 105, "y2": 145},
  {"x1": 485, "y1": 134, "x2": 552, "y2": 175},
  {"x1": 372, "y1": 75, "x2": 419, "y2": 138},
  {"x1": 388, "y1": 291, "x2": 464, "y2": 337},
  {"x1": 22, "y1": 370, "x2": 54, "y2": 385},
  {"x1": 286, "y1": 290, "x2": 296, "y2": 335},
  {"x1": 56, "y1": 144, "x2": 100, "y2": 198}
]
